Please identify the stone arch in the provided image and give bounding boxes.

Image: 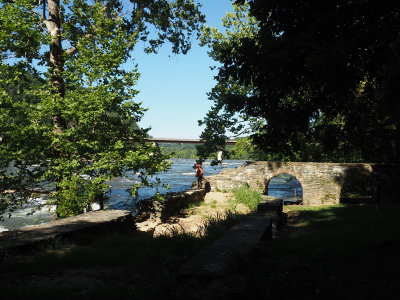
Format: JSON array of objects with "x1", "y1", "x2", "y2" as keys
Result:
[
  {"x1": 265, "y1": 170, "x2": 304, "y2": 192},
  {"x1": 207, "y1": 161, "x2": 398, "y2": 206},
  {"x1": 264, "y1": 170, "x2": 304, "y2": 203}
]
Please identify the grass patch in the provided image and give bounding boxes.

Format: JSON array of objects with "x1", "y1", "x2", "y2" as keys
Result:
[
  {"x1": 5, "y1": 201, "x2": 399, "y2": 299},
  {"x1": 231, "y1": 184, "x2": 263, "y2": 211},
  {"x1": 278, "y1": 203, "x2": 400, "y2": 256},
  {"x1": 206, "y1": 203, "x2": 400, "y2": 299},
  {"x1": 0, "y1": 209, "x2": 241, "y2": 299}
]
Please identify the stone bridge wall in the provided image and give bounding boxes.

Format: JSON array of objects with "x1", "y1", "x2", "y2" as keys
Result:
[{"x1": 207, "y1": 161, "x2": 400, "y2": 205}]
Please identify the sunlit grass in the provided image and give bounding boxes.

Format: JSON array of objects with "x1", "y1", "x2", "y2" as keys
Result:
[{"x1": 231, "y1": 184, "x2": 263, "y2": 211}]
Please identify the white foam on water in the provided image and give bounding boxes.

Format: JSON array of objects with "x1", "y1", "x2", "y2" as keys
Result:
[
  {"x1": 8, "y1": 201, "x2": 55, "y2": 218},
  {"x1": 112, "y1": 177, "x2": 137, "y2": 183},
  {"x1": 91, "y1": 202, "x2": 101, "y2": 211},
  {"x1": 0, "y1": 225, "x2": 9, "y2": 232},
  {"x1": 222, "y1": 162, "x2": 242, "y2": 166},
  {"x1": 0, "y1": 196, "x2": 56, "y2": 231}
]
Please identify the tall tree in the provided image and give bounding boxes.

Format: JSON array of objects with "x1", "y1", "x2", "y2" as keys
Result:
[
  {"x1": 199, "y1": 0, "x2": 400, "y2": 163},
  {"x1": 0, "y1": 0, "x2": 205, "y2": 218}
]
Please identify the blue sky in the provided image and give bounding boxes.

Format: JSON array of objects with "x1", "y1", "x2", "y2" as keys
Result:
[{"x1": 134, "y1": 0, "x2": 234, "y2": 139}]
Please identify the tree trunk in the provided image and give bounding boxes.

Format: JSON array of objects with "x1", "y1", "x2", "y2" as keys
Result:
[
  {"x1": 44, "y1": 0, "x2": 66, "y2": 216},
  {"x1": 47, "y1": 0, "x2": 64, "y2": 98}
]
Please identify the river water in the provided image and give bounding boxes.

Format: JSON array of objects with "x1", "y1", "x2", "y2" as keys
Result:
[{"x1": 0, "y1": 159, "x2": 302, "y2": 232}]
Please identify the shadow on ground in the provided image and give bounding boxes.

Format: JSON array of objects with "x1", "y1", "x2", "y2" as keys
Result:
[
  {"x1": 204, "y1": 203, "x2": 400, "y2": 300},
  {"x1": 1, "y1": 203, "x2": 399, "y2": 300}
]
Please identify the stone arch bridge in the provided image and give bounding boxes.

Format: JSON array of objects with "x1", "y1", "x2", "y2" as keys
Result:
[{"x1": 207, "y1": 161, "x2": 399, "y2": 205}]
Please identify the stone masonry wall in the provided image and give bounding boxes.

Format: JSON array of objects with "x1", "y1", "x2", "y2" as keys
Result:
[
  {"x1": 207, "y1": 161, "x2": 399, "y2": 205},
  {"x1": 135, "y1": 189, "x2": 207, "y2": 234}
]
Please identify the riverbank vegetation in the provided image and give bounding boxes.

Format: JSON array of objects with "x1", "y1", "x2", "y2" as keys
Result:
[
  {"x1": 1, "y1": 202, "x2": 399, "y2": 299},
  {"x1": 230, "y1": 184, "x2": 263, "y2": 211}
]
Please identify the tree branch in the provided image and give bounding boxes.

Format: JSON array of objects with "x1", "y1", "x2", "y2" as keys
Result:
[
  {"x1": 64, "y1": 34, "x2": 93, "y2": 56},
  {"x1": 64, "y1": 46, "x2": 78, "y2": 56},
  {"x1": 31, "y1": 8, "x2": 44, "y2": 20}
]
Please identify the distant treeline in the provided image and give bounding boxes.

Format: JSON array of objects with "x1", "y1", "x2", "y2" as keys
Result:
[
  {"x1": 159, "y1": 143, "x2": 199, "y2": 159},
  {"x1": 158, "y1": 138, "x2": 265, "y2": 160}
]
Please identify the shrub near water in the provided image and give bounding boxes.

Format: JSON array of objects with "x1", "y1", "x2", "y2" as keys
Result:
[{"x1": 232, "y1": 184, "x2": 263, "y2": 211}]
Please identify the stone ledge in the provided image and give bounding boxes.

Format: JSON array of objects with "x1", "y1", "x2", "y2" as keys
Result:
[
  {"x1": 0, "y1": 210, "x2": 135, "y2": 253},
  {"x1": 136, "y1": 188, "x2": 207, "y2": 223}
]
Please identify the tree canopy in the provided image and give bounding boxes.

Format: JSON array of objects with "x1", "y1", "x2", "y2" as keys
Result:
[
  {"x1": 199, "y1": 0, "x2": 400, "y2": 163},
  {"x1": 0, "y1": 0, "x2": 205, "y2": 218}
]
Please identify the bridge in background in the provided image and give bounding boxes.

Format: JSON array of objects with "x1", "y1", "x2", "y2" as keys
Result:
[{"x1": 145, "y1": 138, "x2": 237, "y2": 145}]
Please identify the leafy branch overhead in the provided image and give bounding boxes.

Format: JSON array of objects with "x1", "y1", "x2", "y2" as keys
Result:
[
  {"x1": 199, "y1": 0, "x2": 400, "y2": 163},
  {"x1": 0, "y1": 0, "x2": 205, "y2": 218}
]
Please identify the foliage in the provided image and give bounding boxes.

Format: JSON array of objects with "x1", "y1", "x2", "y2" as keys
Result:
[
  {"x1": 53, "y1": 175, "x2": 108, "y2": 217},
  {"x1": 196, "y1": 2, "x2": 259, "y2": 162},
  {"x1": 159, "y1": 143, "x2": 198, "y2": 159},
  {"x1": 231, "y1": 184, "x2": 262, "y2": 211},
  {"x1": 159, "y1": 141, "x2": 262, "y2": 160},
  {"x1": 0, "y1": 0, "x2": 205, "y2": 218},
  {"x1": 199, "y1": 0, "x2": 400, "y2": 163},
  {"x1": 230, "y1": 137, "x2": 279, "y2": 160}
]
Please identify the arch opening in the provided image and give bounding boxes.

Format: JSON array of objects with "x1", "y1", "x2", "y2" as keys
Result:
[{"x1": 267, "y1": 173, "x2": 303, "y2": 205}]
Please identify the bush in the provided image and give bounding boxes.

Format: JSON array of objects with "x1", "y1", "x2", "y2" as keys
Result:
[
  {"x1": 53, "y1": 175, "x2": 108, "y2": 217},
  {"x1": 232, "y1": 184, "x2": 263, "y2": 211}
]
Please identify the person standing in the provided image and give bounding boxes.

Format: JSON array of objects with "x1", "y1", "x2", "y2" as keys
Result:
[{"x1": 195, "y1": 162, "x2": 204, "y2": 190}]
